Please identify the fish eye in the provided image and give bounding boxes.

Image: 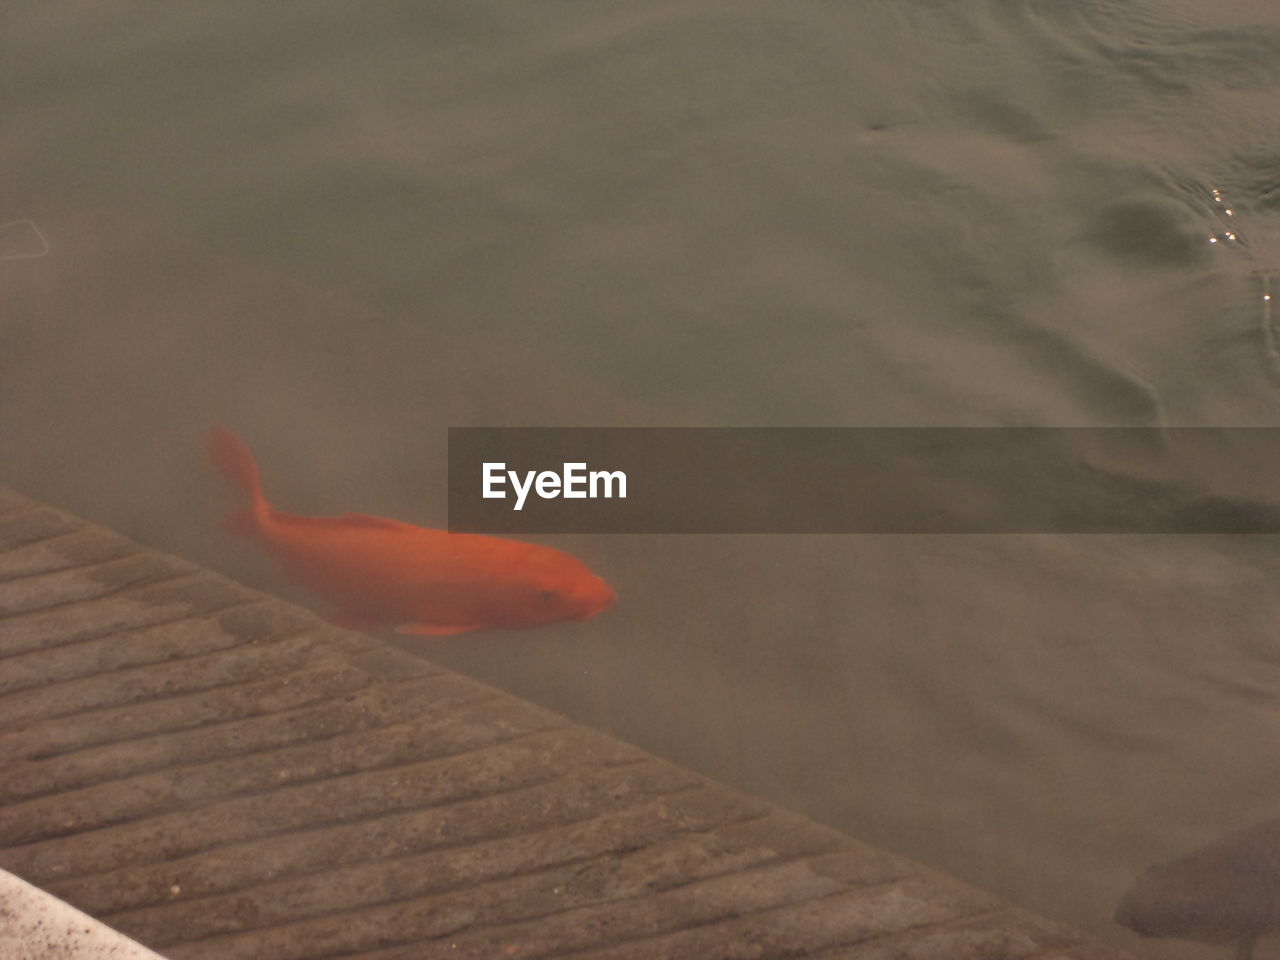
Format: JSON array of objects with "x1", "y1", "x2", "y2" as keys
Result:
[{"x1": 538, "y1": 589, "x2": 556, "y2": 602}]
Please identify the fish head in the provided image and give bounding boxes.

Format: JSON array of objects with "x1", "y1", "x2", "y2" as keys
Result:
[
  {"x1": 508, "y1": 549, "x2": 617, "y2": 627},
  {"x1": 528, "y1": 572, "x2": 616, "y2": 625},
  {"x1": 564, "y1": 572, "x2": 618, "y2": 620}
]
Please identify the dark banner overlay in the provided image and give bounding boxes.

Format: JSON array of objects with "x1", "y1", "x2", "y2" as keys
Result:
[{"x1": 447, "y1": 428, "x2": 1280, "y2": 534}]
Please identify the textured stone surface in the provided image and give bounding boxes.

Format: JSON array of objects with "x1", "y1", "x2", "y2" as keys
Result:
[
  {"x1": 0, "y1": 488, "x2": 1137, "y2": 959},
  {"x1": 0, "y1": 867, "x2": 165, "y2": 960}
]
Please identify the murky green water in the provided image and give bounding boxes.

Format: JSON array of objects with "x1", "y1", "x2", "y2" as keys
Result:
[{"x1": 4, "y1": 2, "x2": 1280, "y2": 955}]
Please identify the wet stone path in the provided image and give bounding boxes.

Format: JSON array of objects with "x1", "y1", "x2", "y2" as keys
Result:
[{"x1": 0, "y1": 486, "x2": 1134, "y2": 960}]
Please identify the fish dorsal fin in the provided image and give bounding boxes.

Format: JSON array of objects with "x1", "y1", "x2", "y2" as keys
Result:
[
  {"x1": 274, "y1": 511, "x2": 424, "y2": 533},
  {"x1": 334, "y1": 512, "x2": 412, "y2": 530}
]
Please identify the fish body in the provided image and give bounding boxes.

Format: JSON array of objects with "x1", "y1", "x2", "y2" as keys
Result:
[
  {"x1": 1115, "y1": 818, "x2": 1280, "y2": 960},
  {"x1": 206, "y1": 426, "x2": 616, "y2": 635}
]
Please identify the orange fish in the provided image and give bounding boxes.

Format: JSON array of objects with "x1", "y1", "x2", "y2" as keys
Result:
[{"x1": 205, "y1": 426, "x2": 616, "y2": 635}]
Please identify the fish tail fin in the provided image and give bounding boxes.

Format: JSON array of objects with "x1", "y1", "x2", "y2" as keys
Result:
[{"x1": 205, "y1": 425, "x2": 271, "y2": 535}]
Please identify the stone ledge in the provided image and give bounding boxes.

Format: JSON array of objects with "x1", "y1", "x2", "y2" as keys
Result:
[{"x1": 0, "y1": 488, "x2": 1137, "y2": 960}]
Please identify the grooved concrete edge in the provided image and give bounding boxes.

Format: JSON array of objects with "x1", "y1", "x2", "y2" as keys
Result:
[
  {"x1": 0, "y1": 485, "x2": 1140, "y2": 960},
  {"x1": 1, "y1": 866, "x2": 168, "y2": 959}
]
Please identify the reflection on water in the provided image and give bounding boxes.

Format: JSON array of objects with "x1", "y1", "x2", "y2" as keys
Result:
[
  {"x1": 1205, "y1": 187, "x2": 1279, "y2": 385},
  {"x1": 3, "y1": 1, "x2": 1280, "y2": 956}
]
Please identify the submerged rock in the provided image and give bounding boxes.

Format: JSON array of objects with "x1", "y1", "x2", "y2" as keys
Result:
[{"x1": 1115, "y1": 818, "x2": 1280, "y2": 960}]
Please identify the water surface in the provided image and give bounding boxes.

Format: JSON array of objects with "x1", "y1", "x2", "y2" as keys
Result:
[{"x1": 4, "y1": 2, "x2": 1280, "y2": 955}]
